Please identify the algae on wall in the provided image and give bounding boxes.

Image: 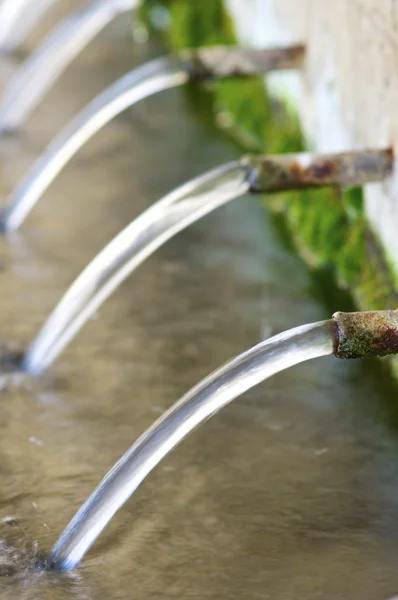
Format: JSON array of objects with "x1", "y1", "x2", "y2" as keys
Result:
[{"x1": 138, "y1": 0, "x2": 397, "y2": 316}]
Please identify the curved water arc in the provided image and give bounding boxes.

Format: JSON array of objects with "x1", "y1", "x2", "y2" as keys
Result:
[
  {"x1": 0, "y1": 0, "x2": 139, "y2": 132},
  {"x1": 0, "y1": 0, "x2": 60, "y2": 53},
  {"x1": 23, "y1": 162, "x2": 248, "y2": 375},
  {"x1": 48, "y1": 319, "x2": 336, "y2": 571},
  {"x1": 1, "y1": 56, "x2": 188, "y2": 232}
]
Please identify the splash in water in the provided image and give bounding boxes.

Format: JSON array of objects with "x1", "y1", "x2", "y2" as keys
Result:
[
  {"x1": 23, "y1": 162, "x2": 249, "y2": 375},
  {"x1": 49, "y1": 319, "x2": 338, "y2": 570},
  {"x1": 0, "y1": 0, "x2": 139, "y2": 133},
  {"x1": 0, "y1": 0, "x2": 60, "y2": 54},
  {"x1": 0, "y1": 44, "x2": 305, "y2": 231},
  {"x1": 0, "y1": 516, "x2": 42, "y2": 578}
]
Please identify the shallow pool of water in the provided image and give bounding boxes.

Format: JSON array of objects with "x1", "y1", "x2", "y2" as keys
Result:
[{"x1": 0, "y1": 8, "x2": 398, "y2": 600}]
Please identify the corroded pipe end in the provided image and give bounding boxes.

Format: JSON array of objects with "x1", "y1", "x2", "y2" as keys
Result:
[
  {"x1": 242, "y1": 148, "x2": 394, "y2": 193},
  {"x1": 332, "y1": 310, "x2": 398, "y2": 359},
  {"x1": 179, "y1": 44, "x2": 305, "y2": 80}
]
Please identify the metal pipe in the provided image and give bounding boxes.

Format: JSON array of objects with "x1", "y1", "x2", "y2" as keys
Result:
[
  {"x1": 242, "y1": 148, "x2": 394, "y2": 193},
  {"x1": 333, "y1": 310, "x2": 398, "y2": 359}
]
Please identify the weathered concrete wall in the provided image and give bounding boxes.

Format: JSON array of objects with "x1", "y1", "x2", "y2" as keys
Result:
[{"x1": 226, "y1": 0, "x2": 398, "y2": 275}]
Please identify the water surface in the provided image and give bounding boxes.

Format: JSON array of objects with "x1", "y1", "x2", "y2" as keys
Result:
[{"x1": 1, "y1": 8, "x2": 398, "y2": 600}]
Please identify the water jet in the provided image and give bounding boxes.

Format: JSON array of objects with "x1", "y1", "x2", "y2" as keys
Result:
[
  {"x1": 0, "y1": 44, "x2": 305, "y2": 232},
  {"x1": 21, "y1": 148, "x2": 393, "y2": 376},
  {"x1": 47, "y1": 309, "x2": 398, "y2": 570},
  {"x1": 0, "y1": 0, "x2": 141, "y2": 135},
  {"x1": 0, "y1": 0, "x2": 61, "y2": 54}
]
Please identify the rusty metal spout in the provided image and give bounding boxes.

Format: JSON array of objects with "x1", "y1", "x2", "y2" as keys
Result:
[
  {"x1": 332, "y1": 310, "x2": 398, "y2": 359},
  {"x1": 179, "y1": 44, "x2": 305, "y2": 80},
  {"x1": 242, "y1": 148, "x2": 394, "y2": 192}
]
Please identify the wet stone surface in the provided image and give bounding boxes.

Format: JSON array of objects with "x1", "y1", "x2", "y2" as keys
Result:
[{"x1": 0, "y1": 6, "x2": 398, "y2": 600}]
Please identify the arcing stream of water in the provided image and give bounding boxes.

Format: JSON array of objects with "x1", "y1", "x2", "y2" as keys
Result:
[
  {"x1": 0, "y1": 56, "x2": 187, "y2": 231},
  {"x1": 0, "y1": 0, "x2": 140, "y2": 134},
  {"x1": 0, "y1": 0, "x2": 60, "y2": 54},
  {"x1": 23, "y1": 162, "x2": 248, "y2": 374},
  {"x1": 49, "y1": 319, "x2": 338, "y2": 570},
  {"x1": 48, "y1": 310, "x2": 398, "y2": 570},
  {"x1": 0, "y1": 45, "x2": 304, "y2": 231}
]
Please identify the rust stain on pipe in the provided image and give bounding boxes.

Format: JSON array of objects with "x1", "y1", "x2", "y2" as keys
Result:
[
  {"x1": 179, "y1": 44, "x2": 305, "y2": 81},
  {"x1": 242, "y1": 148, "x2": 394, "y2": 192}
]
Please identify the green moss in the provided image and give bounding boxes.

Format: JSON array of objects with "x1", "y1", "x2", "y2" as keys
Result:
[
  {"x1": 168, "y1": 0, "x2": 235, "y2": 47},
  {"x1": 138, "y1": 0, "x2": 234, "y2": 46},
  {"x1": 138, "y1": 0, "x2": 397, "y2": 318}
]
